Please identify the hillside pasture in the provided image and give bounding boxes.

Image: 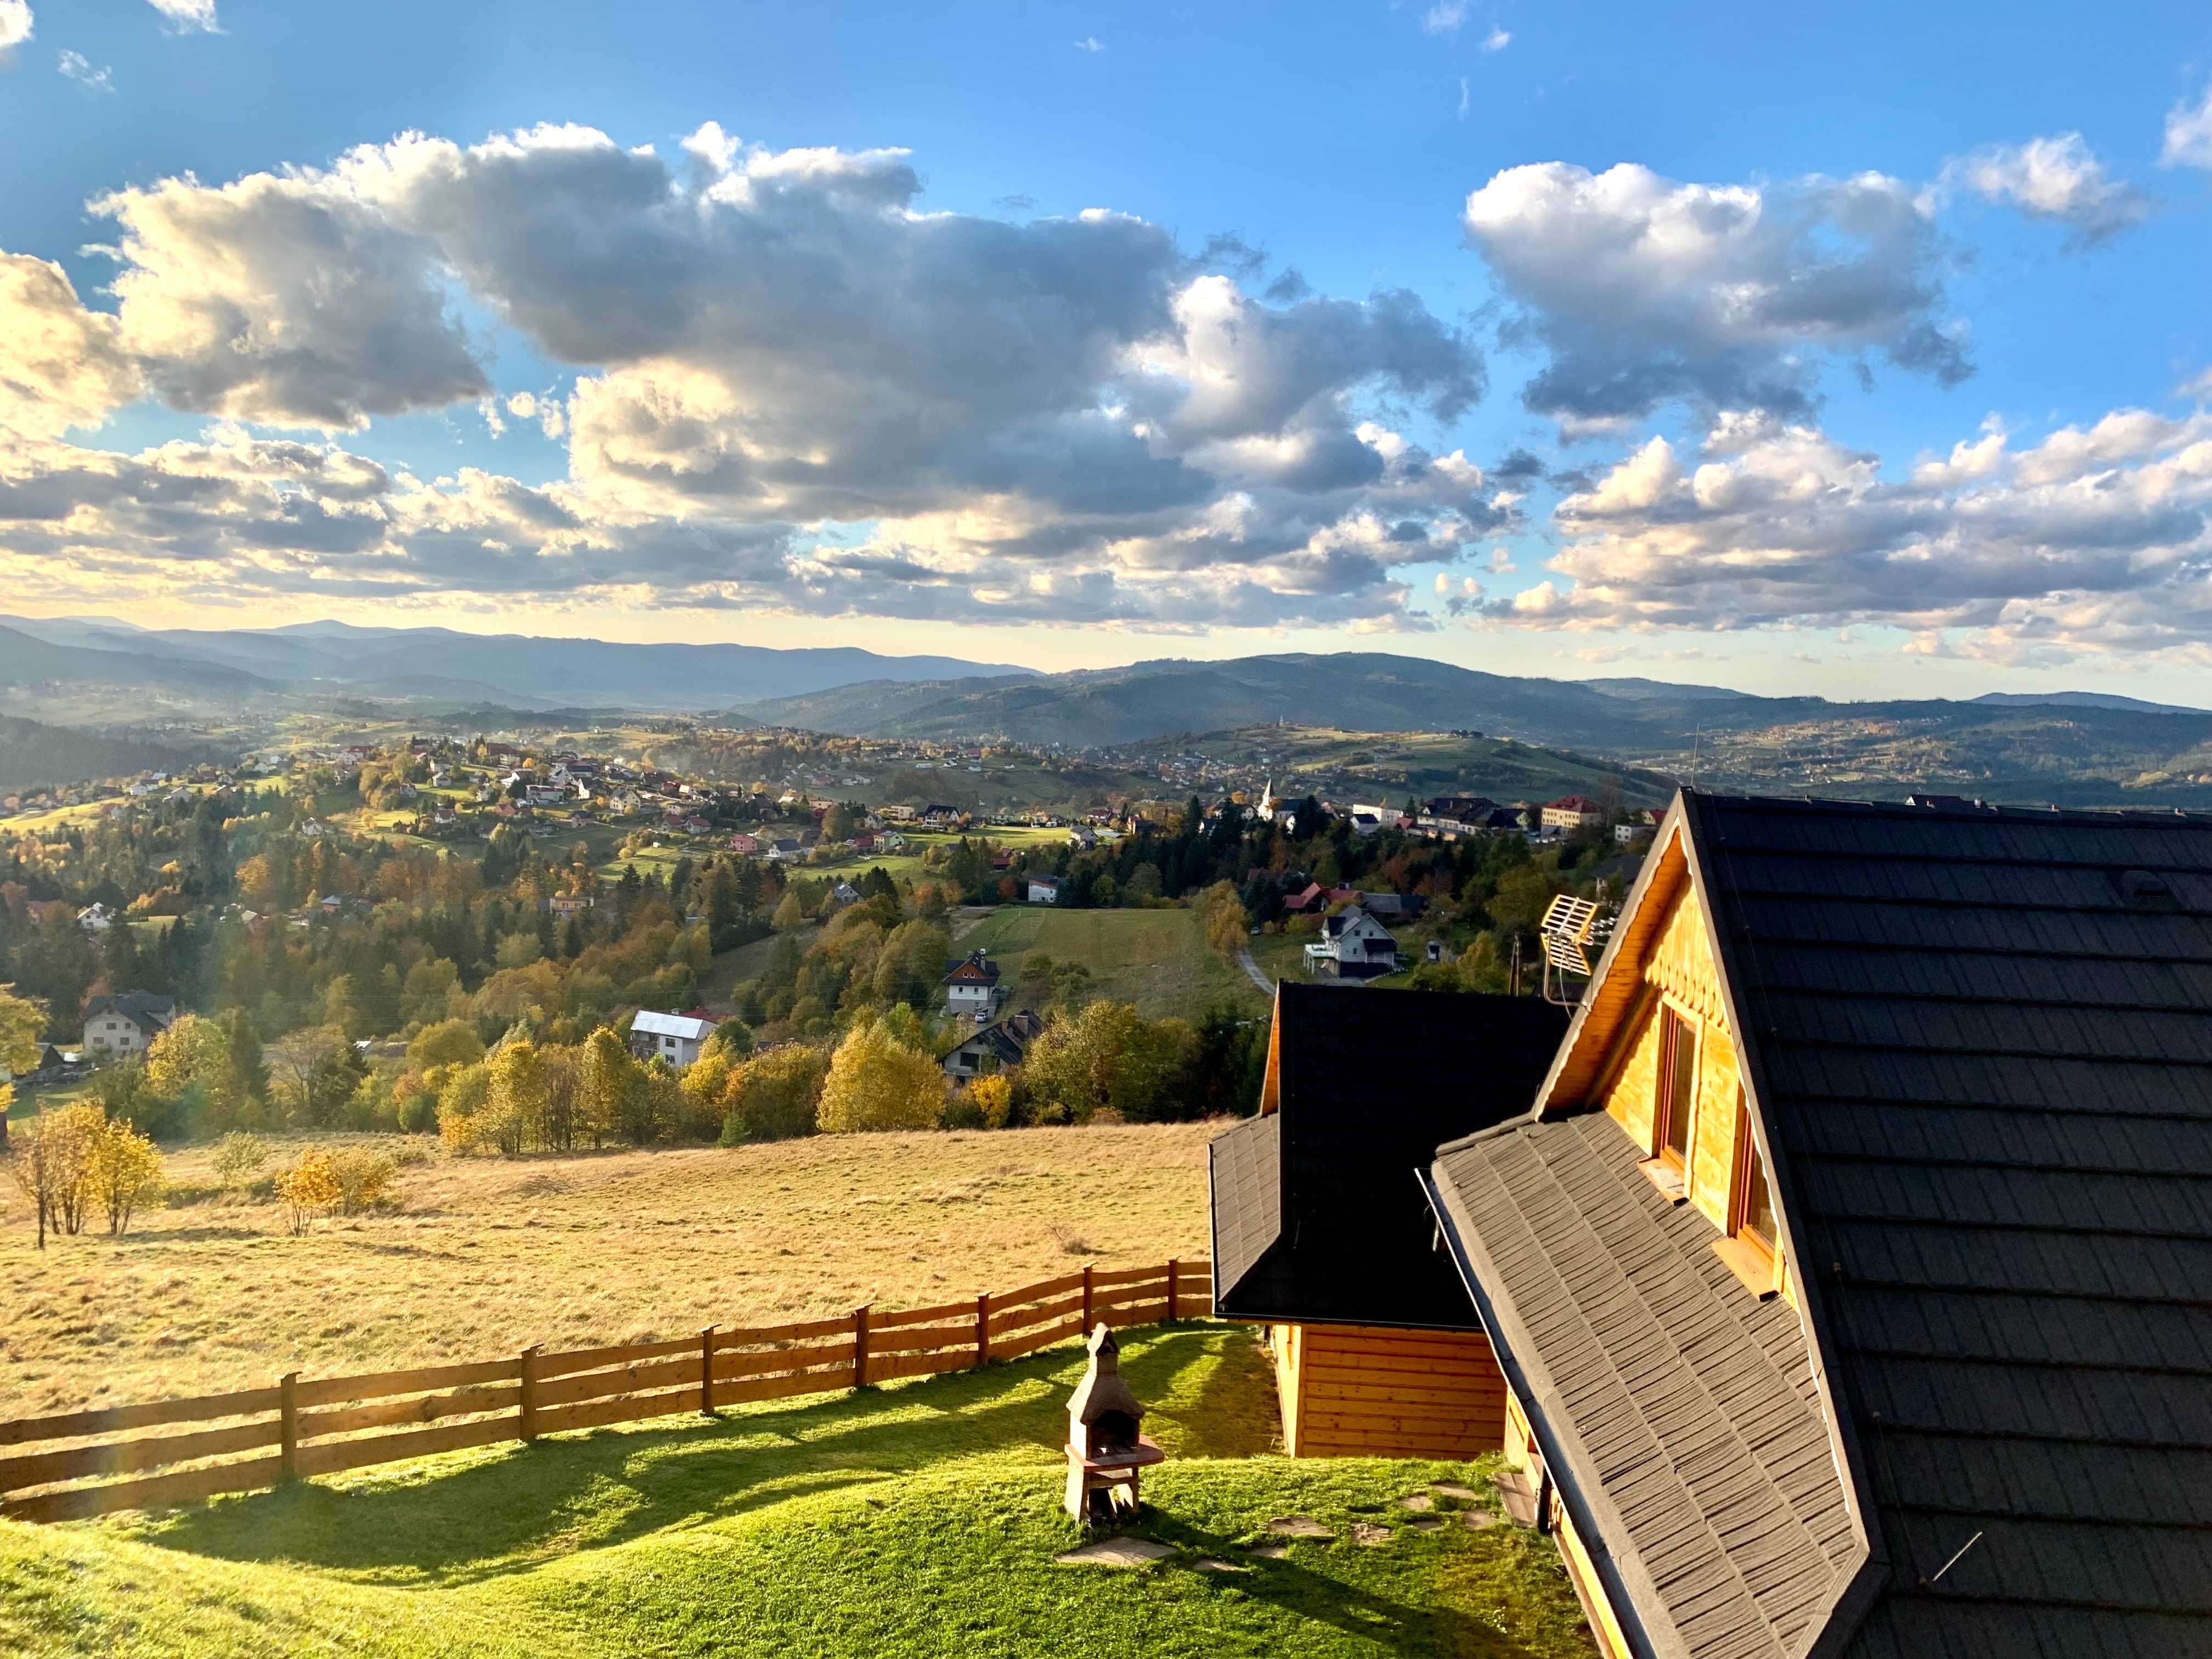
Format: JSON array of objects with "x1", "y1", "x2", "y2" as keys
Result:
[
  {"x1": 0, "y1": 1122, "x2": 1221, "y2": 1421},
  {"x1": 958, "y1": 904, "x2": 1267, "y2": 1019},
  {"x1": 0, "y1": 1322, "x2": 1596, "y2": 1659}
]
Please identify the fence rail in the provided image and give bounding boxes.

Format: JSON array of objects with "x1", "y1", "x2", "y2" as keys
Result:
[{"x1": 0, "y1": 1257, "x2": 1211, "y2": 1523}]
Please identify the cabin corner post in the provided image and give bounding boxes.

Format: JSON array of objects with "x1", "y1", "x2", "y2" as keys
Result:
[
  {"x1": 278, "y1": 1372, "x2": 299, "y2": 1481},
  {"x1": 853, "y1": 1305, "x2": 871, "y2": 1389},
  {"x1": 518, "y1": 1344, "x2": 540, "y2": 1442}
]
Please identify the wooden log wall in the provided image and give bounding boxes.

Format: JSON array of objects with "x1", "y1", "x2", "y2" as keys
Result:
[{"x1": 1272, "y1": 1323, "x2": 1506, "y2": 1458}]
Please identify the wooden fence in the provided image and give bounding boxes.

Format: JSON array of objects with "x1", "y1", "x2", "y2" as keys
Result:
[{"x1": 0, "y1": 1257, "x2": 1211, "y2": 1523}]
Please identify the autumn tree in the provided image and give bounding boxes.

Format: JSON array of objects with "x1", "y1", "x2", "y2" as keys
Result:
[
  {"x1": 144, "y1": 1013, "x2": 236, "y2": 1135},
  {"x1": 577, "y1": 1027, "x2": 635, "y2": 1148},
  {"x1": 7, "y1": 1102, "x2": 101, "y2": 1248},
  {"x1": 85, "y1": 1118, "x2": 163, "y2": 1235},
  {"x1": 486, "y1": 1039, "x2": 549, "y2": 1155},
  {"x1": 720, "y1": 1045, "x2": 829, "y2": 1143},
  {"x1": 817, "y1": 1017, "x2": 946, "y2": 1133}
]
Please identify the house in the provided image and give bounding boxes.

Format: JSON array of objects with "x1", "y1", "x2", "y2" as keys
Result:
[
  {"x1": 1539, "y1": 794, "x2": 1606, "y2": 832},
  {"x1": 1416, "y1": 790, "x2": 2212, "y2": 1658},
  {"x1": 940, "y1": 1009, "x2": 1047, "y2": 1085},
  {"x1": 830, "y1": 881, "x2": 863, "y2": 906},
  {"x1": 1209, "y1": 984, "x2": 1569, "y2": 1455},
  {"x1": 76, "y1": 903, "x2": 114, "y2": 934},
  {"x1": 82, "y1": 991, "x2": 177, "y2": 1058},
  {"x1": 628, "y1": 1009, "x2": 718, "y2": 1070},
  {"x1": 941, "y1": 950, "x2": 1001, "y2": 1018},
  {"x1": 1302, "y1": 906, "x2": 1399, "y2": 979},
  {"x1": 1026, "y1": 874, "x2": 1065, "y2": 904},
  {"x1": 548, "y1": 894, "x2": 593, "y2": 916},
  {"x1": 921, "y1": 804, "x2": 960, "y2": 827},
  {"x1": 1355, "y1": 891, "x2": 1426, "y2": 922},
  {"x1": 1348, "y1": 803, "x2": 1405, "y2": 834},
  {"x1": 1280, "y1": 881, "x2": 1325, "y2": 914},
  {"x1": 768, "y1": 838, "x2": 803, "y2": 862},
  {"x1": 729, "y1": 832, "x2": 761, "y2": 855}
]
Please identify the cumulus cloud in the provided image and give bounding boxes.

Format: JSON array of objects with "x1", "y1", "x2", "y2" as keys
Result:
[
  {"x1": 1422, "y1": 2, "x2": 1469, "y2": 32},
  {"x1": 0, "y1": 0, "x2": 30, "y2": 50},
  {"x1": 0, "y1": 254, "x2": 143, "y2": 438},
  {"x1": 1073, "y1": 35, "x2": 1104, "y2": 52},
  {"x1": 1463, "y1": 161, "x2": 1968, "y2": 424},
  {"x1": 58, "y1": 49, "x2": 112, "y2": 91},
  {"x1": 1486, "y1": 405, "x2": 2212, "y2": 663},
  {"x1": 2163, "y1": 77, "x2": 2212, "y2": 170},
  {"x1": 145, "y1": 0, "x2": 217, "y2": 30},
  {"x1": 1941, "y1": 133, "x2": 2149, "y2": 244},
  {"x1": 1, "y1": 122, "x2": 1493, "y2": 631},
  {"x1": 1482, "y1": 27, "x2": 1510, "y2": 50}
]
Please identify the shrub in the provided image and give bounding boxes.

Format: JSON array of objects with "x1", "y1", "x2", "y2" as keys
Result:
[
  {"x1": 274, "y1": 1148, "x2": 342, "y2": 1234},
  {"x1": 396, "y1": 1087, "x2": 439, "y2": 1135},
  {"x1": 329, "y1": 1147, "x2": 397, "y2": 1215},
  {"x1": 211, "y1": 1132, "x2": 272, "y2": 1183}
]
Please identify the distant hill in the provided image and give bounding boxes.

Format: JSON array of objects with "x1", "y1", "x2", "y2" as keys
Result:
[
  {"x1": 0, "y1": 624, "x2": 278, "y2": 696},
  {"x1": 1970, "y1": 690, "x2": 2206, "y2": 715},
  {"x1": 0, "y1": 617, "x2": 1033, "y2": 712},
  {"x1": 0, "y1": 714, "x2": 209, "y2": 794}
]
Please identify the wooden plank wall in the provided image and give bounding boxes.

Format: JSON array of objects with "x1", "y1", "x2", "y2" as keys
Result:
[{"x1": 1276, "y1": 1324, "x2": 1506, "y2": 1458}]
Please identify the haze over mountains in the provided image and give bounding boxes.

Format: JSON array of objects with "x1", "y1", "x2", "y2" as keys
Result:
[
  {"x1": 9, "y1": 616, "x2": 2212, "y2": 804},
  {"x1": 0, "y1": 616, "x2": 1030, "y2": 712}
]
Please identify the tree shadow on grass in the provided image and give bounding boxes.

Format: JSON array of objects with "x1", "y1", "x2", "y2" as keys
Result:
[
  {"x1": 1140, "y1": 1511, "x2": 1568, "y2": 1658},
  {"x1": 121, "y1": 1325, "x2": 1244, "y2": 1588}
]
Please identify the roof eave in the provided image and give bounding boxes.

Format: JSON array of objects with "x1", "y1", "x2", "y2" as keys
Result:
[
  {"x1": 1673, "y1": 791, "x2": 1893, "y2": 1651},
  {"x1": 1419, "y1": 1163, "x2": 1684, "y2": 1659}
]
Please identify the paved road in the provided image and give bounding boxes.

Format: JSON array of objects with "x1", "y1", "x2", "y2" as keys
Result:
[{"x1": 1236, "y1": 945, "x2": 1276, "y2": 999}]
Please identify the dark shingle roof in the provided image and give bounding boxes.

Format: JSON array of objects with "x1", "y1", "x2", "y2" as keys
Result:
[
  {"x1": 1430, "y1": 1111, "x2": 1859, "y2": 1659},
  {"x1": 1210, "y1": 984, "x2": 1567, "y2": 1328},
  {"x1": 1684, "y1": 792, "x2": 2212, "y2": 1657},
  {"x1": 82, "y1": 991, "x2": 176, "y2": 1029}
]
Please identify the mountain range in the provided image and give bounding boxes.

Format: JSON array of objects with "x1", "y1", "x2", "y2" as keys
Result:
[{"x1": 0, "y1": 616, "x2": 1031, "y2": 710}]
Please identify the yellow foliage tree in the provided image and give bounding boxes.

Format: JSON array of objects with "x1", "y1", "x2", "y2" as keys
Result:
[
  {"x1": 967, "y1": 1072, "x2": 1014, "y2": 1130},
  {"x1": 84, "y1": 1117, "x2": 164, "y2": 1235},
  {"x1": 816, "y1": 1017, "x2": 946, "y2": 1133},
  {"x1": 7, "y1": 1101, "x2": 101, "y2": 1248},
  {"x1": 274, "y1": 1147, "x2": 342, "y2": 1234}
]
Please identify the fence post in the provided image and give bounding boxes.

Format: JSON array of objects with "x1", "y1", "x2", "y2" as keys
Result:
[
  {"x1": 853, "y1": 1305, "x2": 871, "y2": 1389},
  {"x1": 1081, "y1": 1265, "x2": 1094, "y2": 1333},
  {"x1": 1166, "y1": 1258, "x2": 1180, "y2": 1323},
  {"x1": 519, "y1": 1344, "x2": 540, "y2": 1443},
  {"x1": 975, "y1": 1293, "x2": 990, "y2": 1369},
  {"x1": 700, "y1": 1327, "x2": 718, "y2": 1415},
  {"x1": 278, "y1": 1372, "x2": 298, "y2": 1482}
]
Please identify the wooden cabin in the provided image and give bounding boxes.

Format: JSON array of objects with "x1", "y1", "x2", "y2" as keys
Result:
[
  {"x1": 1423, "y1": 791, "x2": 2212, "y2": 1658},
  {"x1": 1209, "y1": 983, "x2": 1567, "y2": 1457}
]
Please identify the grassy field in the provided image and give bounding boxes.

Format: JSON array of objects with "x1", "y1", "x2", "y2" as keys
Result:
[
  {"x1": 0, "y1": 1322, "x2": 1595, "y2": 1658},
  {"x1": 1, "y1": 1123, "x2": 1221, "y2": 1420},
  {"x1": 961, "y1": 905, "x2": 1268, "y2": 1019}
]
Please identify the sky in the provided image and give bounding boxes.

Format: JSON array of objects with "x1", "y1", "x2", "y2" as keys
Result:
[{"x1": 2, "y1": 1, "x2": 2211, "y2": 701}]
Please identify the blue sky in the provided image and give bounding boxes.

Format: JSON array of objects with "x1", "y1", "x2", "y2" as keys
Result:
[{"x1": 3, "y1": 0, "x2": 2211, "y2": 699}]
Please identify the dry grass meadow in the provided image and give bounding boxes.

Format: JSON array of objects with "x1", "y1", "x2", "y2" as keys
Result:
[{"x1": 0, "y1": 1122, "x2": 1223, "y2": 1421}]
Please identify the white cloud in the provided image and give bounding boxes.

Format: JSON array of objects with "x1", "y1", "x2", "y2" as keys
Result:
[
  {"x1": 1463, "y1": 161, "x2": 1967, "y2": 424},
  {"x1": 1494, "y1": 405, "x2": 2212, "y2": 663},
  {"x1": 1941, "y1": 133, "x2": 2149, "y2": 244},
  {"x1": 0, "y1": 0, "x2": 30, "y2": 50},
  {"x1": 2181, "y1": 365, "x2": 2212, "y2": 403},
  {"x1": 57, "y1": 49, "x2": 112, "y2": 91},
  {"x1": 1482, "y1": 27, "x2": 1510, "y2": 50},
  {"x1": 2162, "y1": 77, "x2": 2212, "y2": 170},
  {"x1": 1457, "y1": 77, "x2": 1469, "y2": 120},
  {"x1": 0, "y1": 253, "x2": 143, "y2": 437},
  {"x1": 1421, "y1": 2, "x2": 1469, "y2": 32},
  {"x1": 1074, "y1": 36, "x2": 1104, "y2": 52},
  {"x1": 144, "y1": 0, "x2": 217, "y2": 30},
  {"x1": 0, "y1": 122, "x2": 1493, "y2": 631}
]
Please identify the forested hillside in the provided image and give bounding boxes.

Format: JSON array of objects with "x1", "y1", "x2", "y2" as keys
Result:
[{"x1": 0, "y1": 715, "x2": 206, "y2": 794}]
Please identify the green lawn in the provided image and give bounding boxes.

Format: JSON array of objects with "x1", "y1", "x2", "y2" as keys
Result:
[
  {"x1": 961, "y1": 905, "x2": 1268, "y2": 1019},
  {"x1": 0, "y1": 1324, "x2": 1592, "y2": 1659}
]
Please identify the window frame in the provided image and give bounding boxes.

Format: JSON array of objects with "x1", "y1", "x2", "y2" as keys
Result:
[
  {"x1": 1716, "y1": 1093, "x2": 1781, "y2": 1299},
  {"x1": 1652, "y1": 1001, "x2": 1699, "y2": 1173}
]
